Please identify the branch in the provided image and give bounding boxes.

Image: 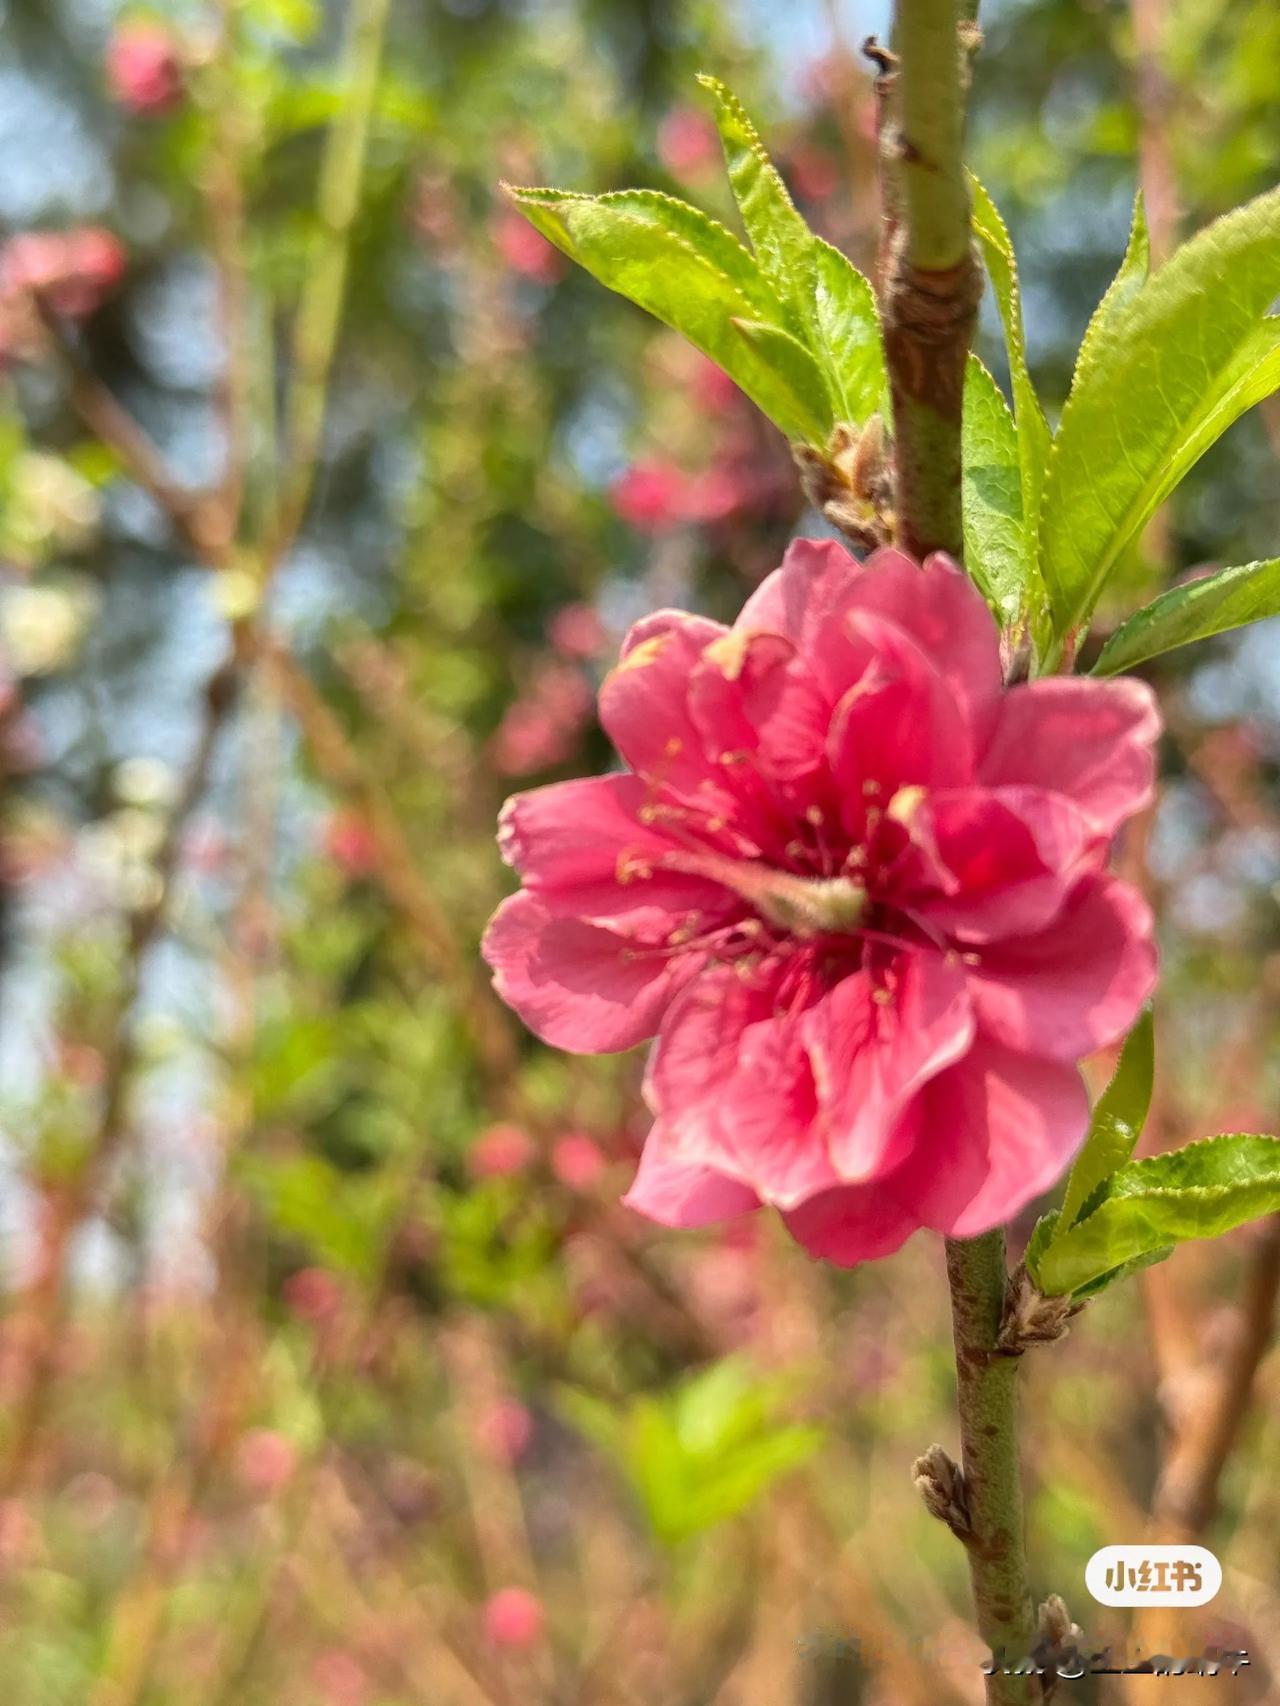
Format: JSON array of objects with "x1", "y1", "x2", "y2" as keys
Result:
[
  {"x1": 943, "y1": 1235, "x2": 1037, "y2": 1704},
  {"x1": 882, "y1": 0, "x2": 982, "y2": 559}
]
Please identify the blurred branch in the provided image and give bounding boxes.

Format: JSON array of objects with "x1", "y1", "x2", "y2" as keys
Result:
[
  {"x1": 205, "y1": 0, "x2": 254, "y2": 538},
  {"x1": 1152, "y1": 1216, "x2": 1280, "y2": 1539},
  {"x1": 271, "y1": 0, "x2": 392, "y2": 558},
  {"x1": 1, "y1": 650, "x2": 240, "y2": 1493}
]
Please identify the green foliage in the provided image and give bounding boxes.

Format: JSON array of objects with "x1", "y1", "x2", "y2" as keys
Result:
[
  {"x1": 968, "y1": 174, "x2": 1052, "y2": 582},
  {"x1": 560, "y1": 1358, "x2": 824, "y2": 1547},
  {"x1": 1072, "y1": 192, "x2": 1150, "y2": 384},
  {"x1": 1039, "y1": 185, "x2": 1280, "y2": 657},
  {"x1": 1030, "y1": 1134, "x2": 1280, "y2": 1298},
  {"x1": 508, "y1": 80, "x2": 885, "y2": 449},
  {"x1": 1094, "y1": 557, "x2": 1280, "y2": 674},
  {"x1": 961, "y1": 354, "x2": 1031, "y2": 622},
  {"x1": 1058, "y1": 1007, "x2": 1154, "y2": 1229},
  {"x1": 508, "y1": 185, "x2": 833, "y2": 445}
]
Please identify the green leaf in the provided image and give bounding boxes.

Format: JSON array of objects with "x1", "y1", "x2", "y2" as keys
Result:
[
  {"x1": 697, "y1": 75, "x2": 814, "y2": 333},
  {"x1": 1073, "y1": 191, "x2": 1150, "y2": 386},
  {"x1": 968, "y1": 175, "x2": 1053, "y2": 548},
  {"x1": 1059, "y1": 1008, "x2": 1154, "y2": 1229},
  {"x1": 962, "y1": 354, "x2": 1032, "y2": 624},
  {"x1": 1094, "y1": 556, "x2": 1280, "y2": 675},
  {"x1": 507, "y1": 185, "x2": 833, "y2": 445},
  {"x1": 811, "y1": 237, "x2": 888, "y2": 426},
  {"x1": 558, "y1": 1359, "x2": 823, "y2": 1547},
  {"x1": 1032, "y1": 1133, "x2": 1280, "y2": 1297},
  {"x1": 1039, "y1": 185, "x2": 1280, "y2": 653}
]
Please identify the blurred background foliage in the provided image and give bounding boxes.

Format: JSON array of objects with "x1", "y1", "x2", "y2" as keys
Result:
[{"x1": 0, "y1": 0, "x2": 1277, "y2": 1702}]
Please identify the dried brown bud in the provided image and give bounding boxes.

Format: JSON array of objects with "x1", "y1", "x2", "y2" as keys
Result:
[
  {"x1": 998, "y1": 1265, "x2": 1083, "y2": 1355},
  {"x1": 912, "y1": 1442, "x2": 971, "y2": 1540}
]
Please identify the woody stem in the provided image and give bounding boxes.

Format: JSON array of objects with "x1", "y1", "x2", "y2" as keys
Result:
[
  {"x1": 946, "y1": 1234, "x2": 1037, "y2": 1701},
  {"x1": 879, "y1": 1, "x2": 1037, "y2": 1695},
  {"x1": 883, "y1": 0, "x2": 983, "y2": 559}
]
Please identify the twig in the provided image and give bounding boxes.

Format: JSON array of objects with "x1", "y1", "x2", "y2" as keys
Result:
[
  {"x1": 880, "y1": 1, "x2": 1036, "y2": 1696},
  {"x1": 881, "y1": 0, "x2": 983, "y2": 558},
  {"x1": 271, "y1": 0, "x2": 393, "y2": 556}
]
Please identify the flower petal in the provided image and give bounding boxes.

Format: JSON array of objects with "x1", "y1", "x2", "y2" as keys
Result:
[
  {"x1": 979, "y1": 676, "x2": 1160, "y2": 834},
  {"x1": 846, "y1": 549, "x2": 1002, "y2": 741},
  {"x1": 497, "y1": 774, "x2": 735, "y2": 923},
  {"x1": 482, "y1": 892, "x2": 696, "y2": 1053},
  {"x1": 900, "y1": 1037, "x2": 1089, "y2": 1236},
  {"x1": 734, "y1": 537, "x2": 867, "y2": 644},
  {"x1": 624, "y1": 1124, "x2": 760, "y2": 1228},
  {"x1": 645, "y1": 962, "x2": 842, "y2": 1208},
  {"x1": 826, "y1": 613, "x2": 974, "y2": 833},
  {"x1": 781, "y1": 1178, "x2": 920, "y2": 1265},
  {"x1": 802, "y1": 951, "x2": 974, "y2": 1181},
  {"x1": 599, "y1": 609, "x2": 726, "y2": 791},
  {"x1": 902, "y1": 785, "x2": 1103, "y2": 942},
  {"x1": 965, "y1": 876, "x2": 1156, "y2": 1060},
  {"x1": 687, "y1": 629, "x2": 829, "y2": 782}
]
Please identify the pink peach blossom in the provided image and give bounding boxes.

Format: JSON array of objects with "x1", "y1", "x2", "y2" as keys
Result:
[
  {"x1": 282, "y1": 1266, "x2": 344, "y2": 1324},
  {"x1": 484, "y1": 1586, "x2": 545, "y2": 1649},
  {"x1": 483, "y1": 542, "x2": 1159, "y2": 1264},
  {"x1": 548, "y1": 602, "x2": 605, "y2": 660},
  {"x1": 609, "y1": 459, "x2": 688, "y2": 533},
  {"x1": 657, "y1": 107, "x2": 720, "y2": 180},
  {"x1": 234, "y1": 1428, "x2": 298, "y2": 1497},
  {"x1": 476, "y1": 1399, "x2": 534, "y2": 1464},
  {"x1": 323, "y1": 809, "x2": 379, "y2": 877},
  {"x1": 493, "y1": 211, "x2": 564, "y2": 283},
  {"x1": 468, "y1": 1122, "x2": 536, "y2": 1179},
  {"x1": 551, "y1": 1132, "x2": 607, "y2": 1190},
  {"x1": 1, "y1": 229, "x2": 126, "y2": 319},
  {"x1": 106, "y1": 21, "x2": 184, "y2": 114}
]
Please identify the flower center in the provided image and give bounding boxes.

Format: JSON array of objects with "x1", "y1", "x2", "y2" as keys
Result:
[{"x1": 650, "y1": 846, "x2": 868, "y2": 939}]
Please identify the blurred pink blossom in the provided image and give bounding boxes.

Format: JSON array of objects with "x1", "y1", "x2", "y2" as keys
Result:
[
  {"x1": 475, "y1": 1399, "x2": 534, "y2": 1464},
  {"x1": 283, "y1": 1266, "x2": 344, "y2": 1324},
  {"x1": 235, "y1": 1428, "x2": 298, "y2": 1497},
  {"x1": 491, "y1": 663, "x2": 592, "y2": 777},
  {"x1": 468, "y1": 1122, "x2": 536, "y2": 1179},
  {"x1": 493, "y1": 211, "x2": 564, "y2": 283},
  {"x1": 1, "y1": 229, "x2": 126, "y2": 319},
  {"x1": 324, "y1": 809, "x2": 379, "y2": 878},
  {"x1": 311, "y1": 1649, "x2": 373, "y2": 1706},
  {"x1": 609, "y1": 459, "x2": 688, "y2": 533},
  {"x1": 551, "y1": 1133, "x2": 606, "y2": 1191},
  {"x1": 657, "y1": 107, "x2": 720, "y2": 180},
  {"x1": 548, "y1": 602, "x2": 605, "y2": 660},
  {"x1": 484, "y1": 1586, "x2": 545, "y2": 1649},
  {"x1": 106, "y1": 20, "x2": 184, "y2": 114}
]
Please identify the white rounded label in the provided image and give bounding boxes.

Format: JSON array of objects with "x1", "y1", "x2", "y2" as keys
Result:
[{"x1": 1086, "y1": 1545, "x2": 1221, "y2": 1607}]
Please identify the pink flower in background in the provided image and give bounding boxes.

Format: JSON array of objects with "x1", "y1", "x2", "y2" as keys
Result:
[
  {"x1": 493, "y1": 211, "x2": 564, "y2": 284},
  {"x1": 311, "y1": 1650, "x2": 372, "y2": 1706},
  {"x1": 234, "y1": 1428, "x2": 298, "y2": 1497},
  {"x1": 483, "y1": 542, "x2": 1159, "y2": 1264},
  {"x1": 0, "y1": 229, "x2": 126, "y2": 319},
  {"x1": 786, "y1": 144, "x2": 840, "y2": 203},
  {"x1": 657, "y1": 106, "x2": 720, "y2": 181},
  {"x1": 282, "y1": 1266, "x2": 343, "y2": 1324},
  {"x1": 688, "y1": 355, "x2": 741, "y2": 416},
  {"x1": 324, "y1": 808, "x2": 379, "y2": 878},
  {"x1": 484, "y1": 1586, "x2": 545, "y2": 1649},
  {"x1": 548, "y1": 602, "x2": 605, "y2": 660},
  {"x1": 106, "y1": 20, "x2": 184, "y2": 114},
  {"x1": 551, "y1": 1132, "x2": 607, "y2": 1190},
  {"x1": 609, "y1": 459, "x2": 688, "y2": 533},
  {"x1": 468, "y1": 1122, "x2": 536, "y2": 1179},
  {"x1": 476, "y1": 1399, "x2": 534, "y2": 1464},
  {"x1": 491, "y1": 662, "x2": 593, "y2": 777}
]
